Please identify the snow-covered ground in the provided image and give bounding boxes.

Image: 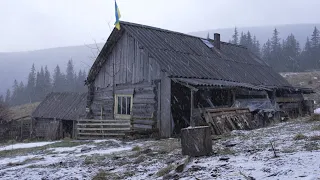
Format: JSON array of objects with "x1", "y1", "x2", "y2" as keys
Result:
[
  {"x1": 0, "y1": 141, "x2": 58, "y2": 151},
  {"x1": 0, "y1": 117, "x2": 319, "y2": 180}
]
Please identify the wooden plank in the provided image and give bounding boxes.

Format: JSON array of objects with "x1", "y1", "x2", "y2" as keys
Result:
[
  {"x1": 77, "y1": 123, "x2": 130, "y2": 126},
  {"x1": 78, "y1": 119, "x2": 130, "y2": 123},
  {"x1": 134, "y1": 93, "x2": 155, "y2": 99},
  {"x1": 132, "y1": 124, "x2": 153, "y2": 130},
  {"x1": 77, "y1": 127, "x2": 131, "y2": 131},
  {"x1": 206, "y1": 107, "x2": 249, "y2": 113},
  {"x1": 276, "y1": 97, "x2": 302, "y2": 103},
  {"x1": 133, "y1": 98, "x2": 156, "y2": 104},
  {"x1": 77, "y1": 132, "x2": 125, "y2": 136},
  {"x1": 132, "y1": 119, "x2": 155, "y2": 126}
]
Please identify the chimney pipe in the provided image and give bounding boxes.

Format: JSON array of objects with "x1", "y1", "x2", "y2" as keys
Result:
[{"x1": 214, "y1": 33, "x2": 221, "y2": 50}]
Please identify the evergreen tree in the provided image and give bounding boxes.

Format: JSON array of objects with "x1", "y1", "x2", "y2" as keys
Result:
[
  {"x1": 18, "y1": 81, "x2": 26, "y2": 104},
  {"x1": 53, "y1": 65, "x2": 66, "y2": 92},
  {"x1": 26, "y1": 64, "x2": 36, "y2": 103},
  {"x1": 270, "y1": 28, "x2": 283, "y2": 71},
  {"x1": 5, "y1": 89, "x2": 11, "y2": 105},
  {"x1": 35, "y1": 67, "x2": 46, "y2": 101},
  {"x1": 66, "y1": 59, "x2": 75, "y2": 92},
  {"x1": 11, "y1": 80, "x2": 19, "y2": 106},
  {"x1": 262, "y1": 39, "x2": 272, "y2": 64},
  {"x1": 44, "y1": 66, "x2": 52, "y2": 95},
  {"x1": 231, "y1": 27, "x2": 239, "y2": 44},
  {"x1": 0, "y1": 95, "x2": 4, "y2": 104},
  {"x1": 282, "y1": 34, "x2": 300, "y2": 71},
  {"x1": 311, "y1": 27, "x2": 320, "y2": 49},
  {"x1": 252, "y1": 36, "x2": 261, "y2": 57},
  {"x1": 239, "y1": 32, "x2": 247, "y2": 47}
]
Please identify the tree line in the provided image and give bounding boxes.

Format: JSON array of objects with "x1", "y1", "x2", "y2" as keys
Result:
[
  {"x1": 0, "y1": 60, "x2": 87, "y2": 106},
  {"x1": 228, "y1": 26, "x2": 320, "y2": 72}
]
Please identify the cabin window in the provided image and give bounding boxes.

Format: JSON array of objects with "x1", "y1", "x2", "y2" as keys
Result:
[{"x1": 115, "y1": 95, "x2": 133, "y2": 116}]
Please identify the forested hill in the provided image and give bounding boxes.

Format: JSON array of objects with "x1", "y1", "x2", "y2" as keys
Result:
[{"x1": 190, "y1": 23, "x2": 320, "y2": 46}]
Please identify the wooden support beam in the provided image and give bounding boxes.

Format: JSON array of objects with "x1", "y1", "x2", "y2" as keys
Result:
[{"x1": 190, "y1": 90, "x2": 195, "y2": 127}]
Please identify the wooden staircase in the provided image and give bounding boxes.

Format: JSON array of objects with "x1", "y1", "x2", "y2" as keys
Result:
[{"x1": 76, "y1": 119, "x2": 131, "y2": 139}]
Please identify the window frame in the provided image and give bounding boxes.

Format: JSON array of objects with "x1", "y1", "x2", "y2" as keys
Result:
[{"x1": 114, "y1": 94, "x2": 133, "y2": 119}]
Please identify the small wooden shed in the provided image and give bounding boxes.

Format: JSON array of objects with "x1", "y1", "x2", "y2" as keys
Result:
[{"x1": 32, "y1": 92, "x2": 86, "y2": 140}]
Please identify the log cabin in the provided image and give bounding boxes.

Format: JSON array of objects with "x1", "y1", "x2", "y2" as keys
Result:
[{"x1": 83, "y1": 21, "x2": 313, "y2": 139}]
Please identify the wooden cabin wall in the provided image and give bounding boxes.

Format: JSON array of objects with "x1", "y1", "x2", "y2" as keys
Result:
[
  {"x1": 89, "y1": 32, "x2": 163, "y2": 133},
  {"x1": 94, "y1": 33, "x2": 161, "y2": 88},
  {"x1": 90, "y1": 82, "x2": 158, "y2": 132},
  {"x1": 34, "y1": 118, "x2": 61, "y2": 140}
]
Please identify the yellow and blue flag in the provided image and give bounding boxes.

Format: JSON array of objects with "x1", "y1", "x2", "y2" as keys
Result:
[{"x1": 114, "y1": 1, "x2": 121, "y2": 30}]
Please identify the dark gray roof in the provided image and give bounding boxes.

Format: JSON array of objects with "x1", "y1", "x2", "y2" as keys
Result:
[
  {"x1": 88, "y1": 21, "x2": 291, "y2": 89},
  {"x1": 32, "y1": 92, "x2": 87, "y2": 121}
]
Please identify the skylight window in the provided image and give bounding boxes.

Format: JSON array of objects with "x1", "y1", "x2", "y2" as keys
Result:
[{"x1": 201, "y1": 39, "x2": 214, "y2": 48}]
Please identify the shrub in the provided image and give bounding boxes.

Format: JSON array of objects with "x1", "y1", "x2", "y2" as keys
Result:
[{"x1": 309, "y1": 114, "x2": 320, "y2": 122}]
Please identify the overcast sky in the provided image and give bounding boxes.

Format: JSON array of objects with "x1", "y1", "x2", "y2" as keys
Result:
[{"x1": 1, "y1": 0, "x2": 320, "y2": 52}]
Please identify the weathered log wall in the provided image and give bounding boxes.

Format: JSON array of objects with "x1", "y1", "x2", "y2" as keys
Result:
[
  {"x1": 89, "y1": 82, "x2": 159, "y2": 132},
  {"x1": 34, "y1": 118, "x2": 61, "y2": 140},
  {"x1": 94, "y1": 33, "x2": 161, "y2": 88}
]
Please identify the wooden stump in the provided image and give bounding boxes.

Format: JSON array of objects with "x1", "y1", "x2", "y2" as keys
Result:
[{"x1": 181, "y1": 126, "x2": 212, "y2": 157}]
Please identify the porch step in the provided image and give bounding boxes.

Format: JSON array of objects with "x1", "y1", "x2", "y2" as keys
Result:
[{"x1": 76, "y1": 119, "x2": 131, "y2": 140}]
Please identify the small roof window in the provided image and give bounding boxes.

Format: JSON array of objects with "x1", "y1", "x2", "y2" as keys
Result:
[{"x1": 201, "y1": 39, "x2": 214, "y2": 48}]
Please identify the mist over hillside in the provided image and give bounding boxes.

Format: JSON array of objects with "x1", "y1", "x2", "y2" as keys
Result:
[
  {"x1": 190, "y1": 23, "x2": 320, "y2": 46},
  {"x1": 1, "y1": 23, "x2": 320, "y2": 96},
  {"x1": 0, "y1": 44, "x2": 103, "y2": 96}
]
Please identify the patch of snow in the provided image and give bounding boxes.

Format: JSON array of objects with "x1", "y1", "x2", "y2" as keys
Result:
[
  {"x1": 314, "y1": 108, "x2": 320, "y2": 114},
  {"x1": 0, "y1": 141, "x2": 58, "y2": 151}
]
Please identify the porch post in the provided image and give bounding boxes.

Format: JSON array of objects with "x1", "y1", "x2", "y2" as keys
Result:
[{"x1": 190, "y1": 89, "x2": 195, "y2": 127}]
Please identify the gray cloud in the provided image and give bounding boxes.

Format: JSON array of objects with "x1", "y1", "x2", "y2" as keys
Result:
[{"x1": 1, "y1": 0, "x2": 320, "y2": 52}]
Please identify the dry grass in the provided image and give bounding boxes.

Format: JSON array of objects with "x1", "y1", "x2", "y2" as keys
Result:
[
  {"x1": 293, "y1": 133, "x2": 307, "y2": 140},
  {"x1": 92, "y1": 170, "x2": 120, "y2": 180},
  {"x1": 312, "y1": 125, "x2": 320, "y2": 131},
  {"x1": 309, "y1": 114, "x2": 320, "y2": 122},
  {"x1": 309, "y1": 135, "x2": 320, "y2": 141},
  {"x1": 156, "y1": 164, "x2": 174, "y2": 177},
  {"x1": 132, "y1": 145, "x2": 141, "y2": 151}
]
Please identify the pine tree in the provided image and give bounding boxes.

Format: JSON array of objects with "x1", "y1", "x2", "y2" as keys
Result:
[
  {"x1": 311, "y1": 27, "x2": 320, "y2": 49},
  {"x1": 26, "y1": 64, "x2": 36, "y2": 103},
  {"x1": 239, "y1": 32, "x2": 247, "y2": 47},
  {"x1": 0, "y1": 95, "x2": 4, "y2": 104},
  {"x1": 11, "y1": 80, "x2": 19, "y2": 106},
  {"x1": 66, "y1": 59, "x2": 75, "y2": 92},
  {"x1": 262, "y1": 39, "x2": 272, "y2": 64},
  {"x1": 271, "y1": 28, "x2": 281, "y2": 53},
  {"x1": 252, "y1": 36, "x2": 261, "y2": 57},
  {"x1": 18, "y1": 81, "x2": 26, "y2": 104},
  {"x1": 44, "y1": 66, "x2": 52, "y2": 95},
  {"x1": 5, "y1": 89, "x2": 11, "y2": 105},
  {"x1": 282, "y1": 34, "x2": 300, "y2": 71},
  {"x1": 53, "y1": 65, "x2": 66, "y2": 92},
  {"x1": 231, "y1": 27, "x2": 239, "y2": 44}
]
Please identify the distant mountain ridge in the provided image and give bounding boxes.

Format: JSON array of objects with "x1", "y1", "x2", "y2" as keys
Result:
[
  {"x1": 0, "y1": 43, "x2": 103, "y2": 96},
  {"x1": 1, "y1": 23, "x2": 320, "y2": 96}
]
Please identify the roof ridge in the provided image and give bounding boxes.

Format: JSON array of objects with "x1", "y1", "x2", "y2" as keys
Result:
[{"x1": 120, "y1": 21, "x2": 247, "y2": 49}]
